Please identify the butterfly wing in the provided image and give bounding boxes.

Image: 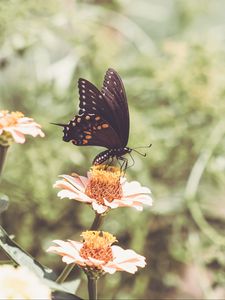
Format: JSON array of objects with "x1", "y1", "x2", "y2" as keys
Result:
[
  {"x1": 101, "y1": 68, "x2": 130, "y2": 147},
  {"x1": 61, "y1": 69, "x2": 129, "y2": 149},
  {"x1": 78, "y1": 78, "x2": 116, "y2": 119},
  {"x1": 63, "y1": 113, "x2": 123, "y2": 148}
]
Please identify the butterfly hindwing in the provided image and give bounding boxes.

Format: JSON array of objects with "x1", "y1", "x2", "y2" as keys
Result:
[{"x1": 63, "y1": 113, "x2": 123, "y2": 148}]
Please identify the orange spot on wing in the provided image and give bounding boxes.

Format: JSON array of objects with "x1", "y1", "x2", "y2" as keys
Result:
[
  {"x1": 102, "y1": 124, "x2": 109, "y2": 128},
  {"x1": 95, "y1": 116, "x2": 100, "y2": 121},
  {"x1": 86, "y1": 135, "x2": 92, "y2": 139}
]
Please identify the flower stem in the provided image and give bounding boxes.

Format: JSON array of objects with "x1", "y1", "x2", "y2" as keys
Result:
[
  {"x1": 56, "y1": 263, "x2": 75, "y2": 283},
  {"x1": 90, "y1": 213, "x2": 104, "y2": 230},
  {"x1": 88, "y1": 277, "x2": 97, "y2": 300},
  {"x1": 0, "y1": 146, "x2": 8, "y2": 177}
]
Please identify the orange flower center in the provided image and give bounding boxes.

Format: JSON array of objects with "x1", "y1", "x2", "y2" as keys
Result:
[
  {"x1": 0, "y1": 110, "x2": 24, "y2": 128},
  {"x1": 85, "y1": 165, "x2": 123, "y2": 204},
  {"x1": 80, "y1": 231, "x2": 116, "y2": 263}
]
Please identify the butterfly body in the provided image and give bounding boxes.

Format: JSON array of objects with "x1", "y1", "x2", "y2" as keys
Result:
[
  {"x1": 58, "y1": 68, "x2": 133, "y2": 167},
  {"x1": 93, "y1": 147, "x2": 132, "y2": 165}
]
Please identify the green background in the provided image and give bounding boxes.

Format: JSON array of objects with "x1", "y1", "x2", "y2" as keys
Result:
[{"x1": 0, "y1": 0, "x2": 225, "y2": 299}]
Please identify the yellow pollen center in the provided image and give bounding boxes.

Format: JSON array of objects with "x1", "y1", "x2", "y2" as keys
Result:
[
  {"x1": 0, "y1": 110, "x2": 24, "y2": 128},
  {"x1": 80, "y1": 231, "x2": 116, "y2": 263},
  {"x1": 85, "y1": 165, "x2": 123, "y2": 204}
]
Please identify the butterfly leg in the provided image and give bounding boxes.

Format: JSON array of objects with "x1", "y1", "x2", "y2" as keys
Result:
[
  {"x1": 118, "y1": 156, "x2": 128, "y2": 172},
  {"x1": 127, "y1": 152, "x2": 135, "y2": 169}
]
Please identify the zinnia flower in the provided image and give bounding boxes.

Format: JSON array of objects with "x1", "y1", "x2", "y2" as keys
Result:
[
  {"x1": 47, "y1": 231, "x2": 146, "y2": 276},
  {"x1": 54, "y1": 165, "x2": 152, "y2": 214},
  {"x1": 0, "y1": 265, "x2": 51, "y2": 300},
  {"x1": 0, "y1": 110, "x2": 44, "y2": 145}
]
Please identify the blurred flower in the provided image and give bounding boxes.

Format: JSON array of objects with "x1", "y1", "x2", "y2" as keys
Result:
[
  {"x1": 47, "y1": 231, "x2": 146, "y2": 277},
  {"x1": 54, "y1": 165, "x2": 152, "y2": 214},
  {"x1": 0, "y1": 265, "x2": 51, "y2": 300},
  {"x1": 0, "y1": 110, "x2": 44, "y2": 146}
]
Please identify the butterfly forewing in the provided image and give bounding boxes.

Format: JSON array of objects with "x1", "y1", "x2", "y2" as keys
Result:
[
  {"x1": 78, "y1": 78, "x2": 112, "y2": 118},
  {"x1": 101, "y1": 68, "x2": 130, "y2": 146}
]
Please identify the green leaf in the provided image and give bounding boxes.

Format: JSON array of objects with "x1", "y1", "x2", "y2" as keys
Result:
[
  {"x1": 0, "y1": 225, "x2": 55, "y2": 279},
  {"x1": 0, "y1": 194, "x2": 9, "y2": 214},
  {"x1": 0, "y1": 226, "x2": 82, "y2": 297}
]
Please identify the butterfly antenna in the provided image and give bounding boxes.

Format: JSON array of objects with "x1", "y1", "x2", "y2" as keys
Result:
[
  {"x1": 50, "y1": 122, "x2": 66, "y2": 127},
  {"x1": 133, "y1": 143, "x2": 152, "y2": 150},
  {"x1": 132, "y1": 149, "x2": 147, "y2": 157},
  {"x1": 132, "y1": 143, "x2": 152, "y2": 157}
]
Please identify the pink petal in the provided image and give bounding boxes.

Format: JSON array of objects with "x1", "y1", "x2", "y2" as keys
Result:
[
  {"x1": 104, "y1": 199, "x2": 119, "y2": 209},
  {"x1": 92, "y1": 202, "x2": 108, "y2": 214},
  {"x1": 57, "y1": 190, "x2": 92, "y2": 203},
  {"x1": 102, "y1": 265, "x2": 117, "y2": 274},
  {"x1": 60, "y1": 175, "x2": 88, "y2": 192},
  {"x1": 16, "y1": 124, "x2": 45, "y2": 137},
  {"x1": 4, "y1": 128, "x2": 25, "y2": 143},
  {"x1": 17, "y1": 117, "x2": 34, "y2": 123},
  {"x1": 112, "y1": 246, "x2": 146, "y2": 265},
  {"x1": 62, "y1": 256, "x2": 77, "y2": 264},
  {"x1": 122, "y1": 181, "x2": 151, "y2": 197},
  {"x1": 54, "y1": 177, "x2": 92, "y2": 203},
  {"x1": 123, "y1": 194, "x2": 153, "y2": 204},
  {"x1": 58, "y1": 175, "x2": 86, "y2": 192},
  {"x1": 47, "y1": 240, "x2": 86, "y2": 265},
  {"x1": 78, "y1": 175, "x2": 89, "y2": 187},
  {"x1": 108, "y1": 246, "x2": 146, "y2": 274},
  {"x1": 88, "y1": 257, "x2": 105, "y2": 266}
]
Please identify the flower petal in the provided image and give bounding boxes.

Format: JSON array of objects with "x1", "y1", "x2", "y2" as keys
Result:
[
  {"x1": 4, "y1": 128, "x2": 25, "y2": 144},
  {"x1": 108, "y1": 245, "x2": 146, "y2": 274},
  {"x1": 92, "y1": 201, "x2": 108, "y2": 214},
  {"x1": 58, "y1": 175, "x2": 86, "y2": 192},
  {"x1": 122, "y1": 181, "x2": 151, "y2": 197},
  {"x1": 47, "y1": 240, "x2": 86, "y2": 265}
]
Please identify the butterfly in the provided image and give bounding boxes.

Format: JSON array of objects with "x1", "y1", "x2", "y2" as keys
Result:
[{"x1": 55, "y1": 68, "x2": 148, "y2": 167}]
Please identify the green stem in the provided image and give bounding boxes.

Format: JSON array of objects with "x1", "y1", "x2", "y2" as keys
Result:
[
  {"x1": 90, "y1": 213, "x2": 104, "y2": 230},
  {"x1": 88, "y1": 277, "x2": 97, "y2": 300},
  {"x1": 56, "y1": 263, "x2": 75, "y2": 283},
  {"x1": 0, "y1": 146, "x2": 8, "y2": 177}
]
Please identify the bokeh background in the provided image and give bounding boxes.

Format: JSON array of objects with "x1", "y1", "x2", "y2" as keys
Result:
[{"x1": 1, "y1": 0, "x2": 225, "y2": 299}]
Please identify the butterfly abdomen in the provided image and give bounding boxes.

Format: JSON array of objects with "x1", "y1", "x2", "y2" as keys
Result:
[{"x1": 93, "y1": 147, "x2": 132, "y2": 165}]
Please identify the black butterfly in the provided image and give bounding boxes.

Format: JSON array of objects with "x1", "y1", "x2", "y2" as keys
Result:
[{"x1": 56, "y1": 68, "x2": 146, "y2": 167}]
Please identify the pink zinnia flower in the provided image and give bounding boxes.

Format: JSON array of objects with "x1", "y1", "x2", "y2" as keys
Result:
[
  {"x1": 0, "y1": 110, "x2": 45, "y2": 145},
  {"x1": 54, "y1": 165, "x2": 152, "y2": 214},
  {"x1": 47, "y1": 231, "x2": 146, "y2": 275}
]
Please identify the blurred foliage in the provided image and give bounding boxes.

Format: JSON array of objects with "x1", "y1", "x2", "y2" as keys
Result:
[{"x1": 0, "y1": 0, "x2": 225, "y2": 299}]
